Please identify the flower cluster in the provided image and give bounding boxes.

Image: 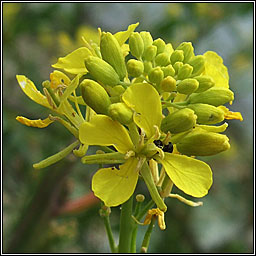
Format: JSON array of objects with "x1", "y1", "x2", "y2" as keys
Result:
[{"x1": 16, "y1": 23, "x2": 242, "y2": 229}]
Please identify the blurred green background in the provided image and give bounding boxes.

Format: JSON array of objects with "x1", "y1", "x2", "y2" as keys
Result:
[{"x1": 3, "y1": 2, "x2": 254, "y2": 253}]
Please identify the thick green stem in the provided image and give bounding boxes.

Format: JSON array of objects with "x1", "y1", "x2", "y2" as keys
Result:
[{"x1": 118, "y1": 195, "x2": 134, "y2": 253}]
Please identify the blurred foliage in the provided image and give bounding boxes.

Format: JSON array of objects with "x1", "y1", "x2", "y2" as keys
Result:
[{"x1": 3, "y1": 2, "x2": 253, "y2": 253}]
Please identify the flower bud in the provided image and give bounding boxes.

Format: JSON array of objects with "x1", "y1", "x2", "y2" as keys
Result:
[
  {"x1": 143, "y1": 45, "x2": 157, "y2": 61},
  {"x1": 173, "y1": 61, "x2": 183, "y2": 74},
  {"x1": 152, "y1": 38, "x2": 166, "y2": 54},
  {"x1": 148, "y1": 67, "x2": 164, "y2": 85},
  {"x1": 161, "y1": 108, "x2": 197, "y2": 134},
  {"x1": 140, "y1": 31, "x2": 153, "y2": 53},
  {"x1": 80, "y1": 79, "x2": 111, "y2": 115},
  {"x1": 176, "y1": 42, "x2": 194, "y2": 63},
  {"x1": 188, "y1": 55, "x2": 206, "y2": 77},
  {"x1": 177, "y1": 78, "x2": 199, "y2": 94},
  {"x1": 127, "y1": 59, "x2": 144, "y2": 77},
  {"x1": 155, "y1": 52, "x2": 170, "y2": 67},
  {"x1": 111, "y1": 85, "x2": 126, "y2": 96},
  {"x1": 129, "y1": 32, "x2": 144, "y2": 59},
  {"x1": 177, "y1": 64, "x2": 193, "y2": 80},
  {"x1": 136, "y1": 194, "x2": 145, "y2": 202},
  {"x1": 176, "y1": 129, "x2": 230, "y2": 156},
  {"x1": 108, "y1": 102, "x2": 133, "y2": 125},
  {"x1": 160, "y1": 76, "x2": 176, "y2": 92},
  {"x1": 164, "y1": 43, "x2": 174, "y2": 57},
  {"x1": 187, "y1": 103, "x2": 224, "y2": 124},
  {"x1": 187, "y1": 87, "x2": 234, "y2": 106},
  {"x1": 84, "y1": 56, "x2": 120, "y2": 86},
  {"x1": 170, "y1": 50, "x2": 184, "y2": 64},
  {"x1": 194, "y1": 75, "x2": 215, "y2": 93},
  {"x1": 100, "y1": 32, "x2": 126, "y2": 80},
  {"x1": 161, "y1": 64, "x2": 175, "y2": 77},
  {"x1": 143, "y1": 61, "x2": 153, "y2": 74}
]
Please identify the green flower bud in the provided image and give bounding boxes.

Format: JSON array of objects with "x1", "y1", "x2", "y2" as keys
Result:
[
  {"x1": 194, "y1": 75, "x2": 215, "y2": 93},
  {"x1": 187, "y1": 87, "x2": 234, "y2": 106},
  {"x1": 100, "y1": 32, "x2": 127, "y2": 80},
  {"x1": 176, "y1": 42, "x2": 194, "y2": 63},
  {"x1": 143, "y1": 45, "x2": 157, "y2": 61},
  {"x1": 140, "y1": 31, "x2": 153, "y2": 52},
  {"x1": 80, "y1": 79, "x2": 111, "y2": 115},
  {"x1": 162, "y1": 64, "x2": 175, "y2": 77},
  {"x1": 188, "y1": 55, "x2": 206, "y2": 77},
  {"x1": 177, "y1": 64, "x2": 193, "y2": 80},
  {"x1": 129, "y1": 32, "x2": 144, "y2": 59},
  {"x1": 143, "y1": 61, "x2": 153, "y2": 74},
  {"x1": 111, "y1": 85, "x2": 126, "y2": 96},
  {"x1": 155, "y1": 52, "x2": 170, "y2": 67},
  {"x1": 160, "y1": 76, "x2": 176, "y2": 92},
  {"x1": 84, "y1": 56, "x2": 120, "y2": 86},
  {"x1": 161, "y1": 108, "x2": 197, "y2": 134},
  {"x1": 170, "y1": 50, "x2": 184, "y2": 65},
  {"x1": 187, "y1": 103, "x2": 224, "y2": 124},
  {"x1": 148, "y1": 67, "x2": 164, "y2": 85},
  {"x1": 108, "y1": 102, "x2": 133, "y2": 125},
  {"x1": 127, "y1": 59, "x2": 144, "y2": 77},
  {"x1": 164, "y1": 43, "x2": 174, "y2": 57},
  {"x1": 152, "y1": 38, "x2": 166, "y2": 54},
  {"x1": 141, "y1": 143, "x2": 159, "y2": 158},
  {"x1": 177, "y1": 78, "x2": 199, "y2": 94},
  {"x1": 173, "y1": 61, "x2": 183, "y2": 74},
  {"x1": 176, "y1": 129, "x2": 230, "y2": 156},
  {"x1": 136, "y1": 194, "x2": 145, "y2": 202}
]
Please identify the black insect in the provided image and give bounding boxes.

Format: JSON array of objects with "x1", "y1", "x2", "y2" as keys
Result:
[{"x1": 153, "y1": 140, "x2": 173, "y2": 153}]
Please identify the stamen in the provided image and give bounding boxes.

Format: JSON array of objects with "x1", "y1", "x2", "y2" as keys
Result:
[{"x1": 169, "y1": 193, "x2": 203, "y2": 207}]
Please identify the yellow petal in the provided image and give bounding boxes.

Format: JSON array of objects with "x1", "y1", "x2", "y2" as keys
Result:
[
  {"x1": 218, "y1": 106, "x2": 243, "y2": 121},
  {"x1": 114, "y1": 22, "x2": 139, "y2": 46},
  {"x1": 122, "y1": 83, "x2": 162, "y2": 138},
  {"x1": 52, "y1": 47, "x2": 92, "y2": 75},
  {"x1": 16, "y1": 116, "x2": 53, "y2": 128},
  {"x1": 50, "y1": 70, "x2": 71, "y2": 89},
  {"x1": 157, "y1": 153, "x2": 213, "y2": 198},
  {"x1": 16, "y1": 75, "x2": 50, "y2": 108},
  {"x1": 203, "y1": 51, "x2": 229, "y2": 88},
  {"x1": 92, "y1": 157, "x2": 139, "y2": 207},
  {"x1": 79, "y1": 115, "x2": 134, "y2": 154}
]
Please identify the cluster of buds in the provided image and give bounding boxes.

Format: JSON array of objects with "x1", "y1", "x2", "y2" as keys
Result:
[
  {"x1": 79, "y1": 25, "x2": 242, "y2": 157},
  {"x1": 16, "y1": 23, "x2": 243, "y2": 229}
]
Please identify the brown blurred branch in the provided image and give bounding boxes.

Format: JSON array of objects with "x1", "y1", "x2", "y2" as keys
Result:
[{"x1": 53, "y1": 192, "x2": 100, "y2": 216}]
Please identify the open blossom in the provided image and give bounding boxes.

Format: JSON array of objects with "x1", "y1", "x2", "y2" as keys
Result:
[{"x1": 15, "y1": 22, "x2": 243, "y2": 216}]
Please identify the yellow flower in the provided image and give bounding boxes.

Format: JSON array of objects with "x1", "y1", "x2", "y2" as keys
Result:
[{"x1": 79, "y1": 83, "x2": 213, "y2": 207}]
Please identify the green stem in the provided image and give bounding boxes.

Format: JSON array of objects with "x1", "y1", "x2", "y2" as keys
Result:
[
  {"x1": 140, "y1": 216, "x2": 156, "y2": 253},
  {"x1": 130, "y1": 197, "x2": 144, "y2": 253},
  {"x1": 130, "y1": 225, "x2": 138, "y2": 253},
  {"x1": 118, "y1": 195, "x2": 134, "y2": 253},
  {"x1": 136, "y1": 200, "x2": 155, "y2": 221},
  {"x1": 102, "y1": 214, "x2": 117, "y2": 253}
]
